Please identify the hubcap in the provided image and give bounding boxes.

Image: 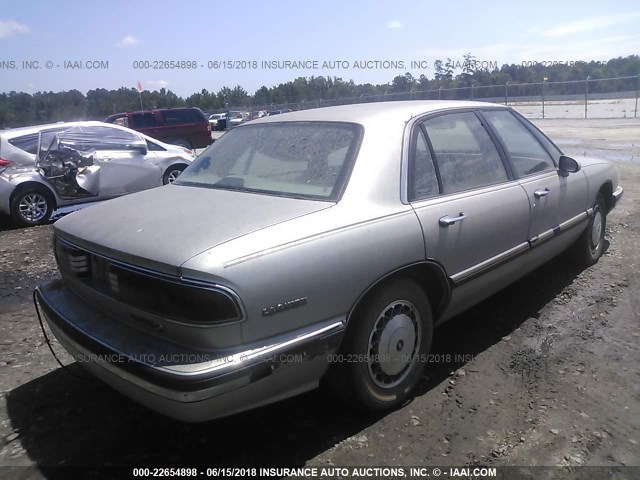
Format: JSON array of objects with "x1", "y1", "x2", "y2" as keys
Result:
[
  {"x1": 368, "y1": 300, "x2": 420, "y2": 388},
  {"x1": 591, "y1": 210, "x2": 602, "y2": 249},
  {"x1": 167, "y1": 169, "x2": 181, "y2": 183},
  {"x1": 18, "y1": 193, "x2": 48, "y2": 222}
]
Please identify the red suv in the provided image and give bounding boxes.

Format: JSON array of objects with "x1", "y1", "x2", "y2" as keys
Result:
[{"x1": 104, "y1": 107, "x2": 212, "y2": 149}]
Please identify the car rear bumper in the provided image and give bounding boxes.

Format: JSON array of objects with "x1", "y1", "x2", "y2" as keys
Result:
[
  {"x1": 0, "y1": 175, "x2": 13, "y2": 215},
  {"x1": 34, "y1": 279, "x2": 344, "y2": 422}
]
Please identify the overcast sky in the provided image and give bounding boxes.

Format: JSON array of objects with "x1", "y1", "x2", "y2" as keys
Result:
[{"x1": 1, "y1": 0, "x2": 639, "y2": 97}]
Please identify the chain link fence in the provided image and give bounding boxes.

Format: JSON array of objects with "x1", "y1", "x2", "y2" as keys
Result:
[{"x1": 220, "y1": 74, "x2": 640, "y2": 120}]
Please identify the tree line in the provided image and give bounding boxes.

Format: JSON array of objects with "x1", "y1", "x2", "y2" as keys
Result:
[{"x1": 1, "y1": 55, "x2": 638, "y2": 128}]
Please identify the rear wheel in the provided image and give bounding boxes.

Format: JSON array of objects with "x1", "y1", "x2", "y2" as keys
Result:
[
  {"x1": 163, "y1": 164, "x2": 187, "y2": 185},
  {"x1": 10, "y1": 186, "x2": 54, "y2": 227},
  {"x1": 571, "y1": 193, "x2": 607, "y2": 266},
  {"x1": 329, "y1": 279, "x2": 433, "y2": 410}
]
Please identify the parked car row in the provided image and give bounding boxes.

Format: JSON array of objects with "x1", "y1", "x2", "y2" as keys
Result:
[
  {"x1": 33, "y1": 101, "x2": 622, "y2": 422},
  {"x1": 207, "y1": 113, "x2": 227, "y2": 131},
  {"x1": 207, "y1": 109, "x2": 293, "y2": 131},
  {"x1": 104, "y1": 107, "x2": 212, "y2": 150}
]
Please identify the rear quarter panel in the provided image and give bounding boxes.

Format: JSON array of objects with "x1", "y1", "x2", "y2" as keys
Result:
[{"x1": 180, "y1": 203, "x2": 426, "y2": 345}]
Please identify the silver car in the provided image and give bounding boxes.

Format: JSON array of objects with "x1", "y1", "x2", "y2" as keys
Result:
[
  {"x1": 35, "y1": 101, "x2": 623, "y2": 421},
  {"x1": 0, "y1": 121, "x2": 195, "y2": 226}
]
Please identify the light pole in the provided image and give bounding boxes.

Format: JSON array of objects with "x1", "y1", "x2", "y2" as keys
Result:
[
  {"x1": 636, "y1": 74, "x2": 640, "y2": 118},
  {"x1": 585, "y1": 76, "x2": 591, "y2": 119},
  {"x1": 542, "y1": 77, "x2": 547, "y2": 119},
  {"x1": 505, "y1": 81, "x2": 510, "y2": 105}
]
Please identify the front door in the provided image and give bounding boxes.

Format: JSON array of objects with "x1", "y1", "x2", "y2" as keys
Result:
[
  {"x1": 479, "y1": 110, "x2": 588, "y2": 245},
  {"x1": 75, "y1": 125, "x2": 161, "y2": 198}
]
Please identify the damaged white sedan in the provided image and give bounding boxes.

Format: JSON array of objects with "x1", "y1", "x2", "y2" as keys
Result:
[{"x1": 0, "y1": 121, "x2": 195, "y2": 226}]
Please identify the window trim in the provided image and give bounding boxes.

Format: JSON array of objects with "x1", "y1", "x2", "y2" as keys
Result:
[
  {"x1": 477, "y1": 108, "x2": 560, "y2": 179},
  {"x1": 407, "y1": 125, "x2": 441, "y2": 202},
  {"x1": 403, "y1": 108, "x2": 515, "y2": 203}
]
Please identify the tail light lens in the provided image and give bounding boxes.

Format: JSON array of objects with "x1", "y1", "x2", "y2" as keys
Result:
[
  {"x1": 0, "y1": 158, "x2": 11, "y2": 168},
  {"x1": 55, "y1": 238, "x2": 242, "y2": 325}
]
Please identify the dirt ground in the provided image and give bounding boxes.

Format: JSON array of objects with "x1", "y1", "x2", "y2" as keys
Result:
[
  {"x1": 0, "y1": 118, "x2": 639, "y2": 478},
  {"x1": 512, "y1": 98, "x2": 640, "y2": 120}
]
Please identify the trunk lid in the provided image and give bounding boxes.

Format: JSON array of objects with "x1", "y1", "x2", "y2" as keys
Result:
[{"x1": 54, "y1": 184, "x2": 332, "y2": 274}]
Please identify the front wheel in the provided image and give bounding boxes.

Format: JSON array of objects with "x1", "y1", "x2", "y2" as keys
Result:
[
  {"x1": 10, "y1": 186, "x2": 54, "y2": 227},
  {"x1": 329, "y1": 279, "x2": 433, "y2": 411},
  {"x1": 163, "y1": 164, "x2": 187, "y2": 185},
  {"x1": 570, "y1": 193, "x2": 607, "y2": 266}
]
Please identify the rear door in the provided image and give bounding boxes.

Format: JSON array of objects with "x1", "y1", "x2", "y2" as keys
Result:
[
  {"x1": 408, "y1": 111, "x2": 531, "y2": 283},
  {"x1": 157, "y1": 109, "x2": 209, "y2": 147},
  {"x1": 128, "y1": 112, "x2": 162, "y2": 140}
]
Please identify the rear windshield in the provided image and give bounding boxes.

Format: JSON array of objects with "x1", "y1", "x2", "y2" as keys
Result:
[
  {"x1": 175, "y1": 122, "x2": 362, "y2": 201},
  {"x1": 159, "y1": 109, "x2": 206, "y2": 125}
]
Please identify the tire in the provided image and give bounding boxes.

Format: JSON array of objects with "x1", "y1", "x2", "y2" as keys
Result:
[
  {"x1": 163, "y1": 164, "x2": 187, "y2": 185},
  {"x1": 10, "y1": 186, "x2": 54, "y2": 227},
  {"x1": 329, "y1": 278, "x2": 433, "y2": 411},
  {"x1": 571, "y1": 193, "x2": 607, "y2": 266}
]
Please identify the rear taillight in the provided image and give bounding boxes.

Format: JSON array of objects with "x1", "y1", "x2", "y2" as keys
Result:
[{"x1": 0, "y1": 158, "x2": 11, "y2": 168}]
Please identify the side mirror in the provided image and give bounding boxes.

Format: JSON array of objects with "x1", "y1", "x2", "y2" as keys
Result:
[
  {"x1": 558, "y1": 155, "x2": 581, "y2": 176},
  {"x1": 129, "y1": 142, "x2": 148, "y2": 155}
]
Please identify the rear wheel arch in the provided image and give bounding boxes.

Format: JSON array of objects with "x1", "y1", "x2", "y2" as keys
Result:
[
  {"x1": 10, "y1": 181, "x2": 58, "y2": 210},
  {"x1": 346, "y1": 261, "x2": 451, "y2": 329},
  {"x1": 328, "y1": 264, "x2": 450, "y2": 410}
]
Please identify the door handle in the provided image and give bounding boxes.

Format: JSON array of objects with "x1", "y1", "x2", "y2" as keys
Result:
[
  {"x1": 439, "y1": 213, "x2": 466, "y2": 227},
  {"x1": 534, "y1": 188, "x2": 551, "y2": 198}
]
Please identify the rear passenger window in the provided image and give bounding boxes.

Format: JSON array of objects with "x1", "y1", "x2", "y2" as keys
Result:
[
  {"x1": 482, "y1": 110, "x2": 555, "y2": 177},
  {"x1": 423, "y1": 112, "x2": 508, "y2": 194},
  {"x1": 8, "y1": 133, "x2": 40, "y2": 154},
  {"x1": 129, "y1": 113, "x2": 157, "y2": 128},
  {"x1": 160, "y1": 109, "x2": 203, "y2": 125},
  {"x1": 409, "y1": 129, "x2": 439, "y2": 200},
  {"x1": 9, "y1": 128, "x2": 69, "y2": 154}
]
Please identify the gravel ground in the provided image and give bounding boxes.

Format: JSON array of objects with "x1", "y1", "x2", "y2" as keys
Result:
[{"x1": 0, "y1": 118, "x2": 638, "y2": 478}]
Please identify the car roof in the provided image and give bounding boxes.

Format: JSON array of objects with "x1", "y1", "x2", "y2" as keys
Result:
[
  {"x1": 0, "y1": 121, "x2": 106, "y2": 137},
  {"x1": 248, "y1": 100, "x2": 506, "y2": 127},
  {"x1": 0, "y1": 120, "x2": 177, "y2": 149}
]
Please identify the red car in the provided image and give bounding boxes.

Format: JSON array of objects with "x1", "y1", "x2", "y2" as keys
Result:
[{"x1": 104, "y1": 107, "x2": 212, "y2": 149}]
